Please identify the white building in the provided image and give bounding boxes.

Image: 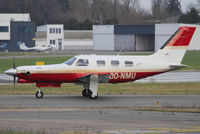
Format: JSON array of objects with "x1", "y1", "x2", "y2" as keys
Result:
[
  {"x1": 0, "y1": 13, "x2": 31, "y2": 41},
  {"x1": 93, "y1": 25, "x2": 155, "y2": 51},
  {"x1": 63, "y1": 30, "x2": 92, "y2": 50},
  {"x1": 36, "y1": 24, "x2": 64, "y2": 50},
  {"x1": 36, "y1": 28, "x2": 92, "y2": 50}
]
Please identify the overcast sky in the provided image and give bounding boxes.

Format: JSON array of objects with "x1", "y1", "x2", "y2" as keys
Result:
[{"x1": 139, "y1": 0, "x2": 198, "y2": 13}]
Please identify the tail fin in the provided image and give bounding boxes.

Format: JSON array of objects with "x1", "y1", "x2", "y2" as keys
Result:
[
  {"x1": 152, "y1": 26, "x2": 196, "y2": 64},
  {"x1": 19, "y1": 42, "x2": 28, "y2": 50}
]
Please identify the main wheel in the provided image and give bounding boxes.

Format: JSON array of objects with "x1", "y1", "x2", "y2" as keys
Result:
[
  {"x1": 36, "y1": 91, "x2": 44, "y2": 99},
  {"x1": 82, "y1": 89, "x2": 92, "y2": 97}
]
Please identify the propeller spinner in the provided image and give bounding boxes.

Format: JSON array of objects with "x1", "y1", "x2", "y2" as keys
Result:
[{"x1": 4, "y1": 57, "x2": 17, "y2": 87}]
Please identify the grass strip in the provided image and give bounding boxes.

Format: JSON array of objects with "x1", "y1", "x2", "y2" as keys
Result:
[{"x1": 0, "y1": 82, "x2": 200, "y2": 95}]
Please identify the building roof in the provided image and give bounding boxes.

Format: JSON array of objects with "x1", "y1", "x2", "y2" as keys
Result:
[
  {"x1": 114, "y1": 25, "x2": 155, "y2": 35},
  {"x1": 0, "y1": 13, "x2": 31, "y2": 22}
]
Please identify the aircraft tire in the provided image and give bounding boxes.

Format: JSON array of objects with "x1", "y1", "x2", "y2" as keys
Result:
[
  {"x1": 36, "y1": 91, "x2": 44, "y2": 99},
  {"x1": 82, "y1": 89, "x2": 92, "y2": 97}
]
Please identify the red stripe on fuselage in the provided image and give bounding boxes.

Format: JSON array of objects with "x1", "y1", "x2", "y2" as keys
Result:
[{"x1": 17, "y1": 71, "x2": 164, "y2": 83}]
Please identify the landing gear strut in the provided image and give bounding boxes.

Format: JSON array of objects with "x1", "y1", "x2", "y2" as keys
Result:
[
  {"x1": 36, "y1": 88, "x2": 44, "y2": 99},
  {"x1": 82, "y1": 75, "x2": 99, "y2": 99}
]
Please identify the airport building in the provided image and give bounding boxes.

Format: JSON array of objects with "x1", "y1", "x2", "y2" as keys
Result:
[
  {"x1": 36, "y1": 24, "x2": 64, "y2": 50},
  {"x1": 36, "y1": 26, "x2": 92, "y2": 50},
  {"x1": 63, "y1": 30, "x2": 92, "y2": 50},
  {"x1": 93, "y1": 24, "x2": 200, "y2": 51},
  {"x1": 93, "y1": 25, "x2": 155, "y2": 51},
  {"x1": 0, "y1": 13, "x2": 35, "y2": 52}
]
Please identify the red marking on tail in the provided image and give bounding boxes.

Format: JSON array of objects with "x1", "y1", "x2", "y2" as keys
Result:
[{"x1": 161, "y1": 27, "x2": 196, "y2": 49}]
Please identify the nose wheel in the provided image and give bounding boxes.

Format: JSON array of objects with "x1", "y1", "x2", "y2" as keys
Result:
[{"x1": 36, "y1": 88, "x2": 44, "y2": 99}]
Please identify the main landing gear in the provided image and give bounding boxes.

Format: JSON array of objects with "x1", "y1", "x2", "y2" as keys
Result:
[
  {"x1": 36, "y1": 87, "x2": 43, "y2": 99},
  {"x1": 82, "y1": 74, "x2": 99, "y2": 99}
]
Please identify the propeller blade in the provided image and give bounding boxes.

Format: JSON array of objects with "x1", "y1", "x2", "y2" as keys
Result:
[
  {"x1": 13, "y1": 57, "x2": 16, "y2": 69},
  {"x1": 13, "y1": 74, "x2": 16, "y2": 88},
  {"x1": 13, "y1": 57, "x2": 16, "y2": 88}
]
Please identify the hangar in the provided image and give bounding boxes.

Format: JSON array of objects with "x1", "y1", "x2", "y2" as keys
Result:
[{"x1": 93, "y1": 25, "x2": 155, "y2": 51}]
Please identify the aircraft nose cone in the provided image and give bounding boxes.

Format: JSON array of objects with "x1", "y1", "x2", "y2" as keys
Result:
[{"x1": 4, "y1": 68, "x2": 16, "y2": 76}]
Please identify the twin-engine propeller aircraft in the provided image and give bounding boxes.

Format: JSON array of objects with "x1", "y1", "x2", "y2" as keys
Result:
[{"x1": 5, "y1": 26, "x2": 196, "y2": 99}]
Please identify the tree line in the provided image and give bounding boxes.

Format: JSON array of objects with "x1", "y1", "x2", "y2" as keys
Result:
[{"x1": 0, "y1": 0, "x2": 199, "y2": 29}]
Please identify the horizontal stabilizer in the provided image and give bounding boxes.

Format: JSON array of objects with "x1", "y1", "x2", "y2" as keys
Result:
[{"x1": 169, "y1": 64, "x2": 188, "y2": 69}]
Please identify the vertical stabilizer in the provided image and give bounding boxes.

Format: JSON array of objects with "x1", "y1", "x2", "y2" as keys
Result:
[{"x1": 152, "y1": 27, "x2": 196, "y2": 64}]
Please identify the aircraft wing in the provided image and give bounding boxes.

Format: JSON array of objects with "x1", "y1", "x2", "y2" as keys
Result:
[{"x1": 77, "y1": 73, "x2": 110, "y2": 83}]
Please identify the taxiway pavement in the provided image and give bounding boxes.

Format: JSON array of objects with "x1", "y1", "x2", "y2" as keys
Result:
[
  {"x1": 0, "y1": 95, "x2": 199, "y2": 108},
  {"x1": 0, "y1": 95, "x2": 200, "y2": 134}
]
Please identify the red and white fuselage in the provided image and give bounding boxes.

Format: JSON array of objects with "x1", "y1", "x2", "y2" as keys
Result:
[{"x1": 16, "y1": 55, "x2": 172, "y2": 85}]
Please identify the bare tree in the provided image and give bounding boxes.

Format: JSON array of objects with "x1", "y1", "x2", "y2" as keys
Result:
[{"x1": 152, "y1": 0, "x2": 168, "y2": 20}]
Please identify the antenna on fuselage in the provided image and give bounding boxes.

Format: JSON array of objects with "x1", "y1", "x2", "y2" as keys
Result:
[{"x1": 117, "y1": 45, "x2": 125, "y2": 56}]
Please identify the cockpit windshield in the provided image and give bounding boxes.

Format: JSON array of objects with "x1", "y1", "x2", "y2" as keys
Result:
[{"x1": 64, "y1": 57, "x2": 77, "y2": 65}]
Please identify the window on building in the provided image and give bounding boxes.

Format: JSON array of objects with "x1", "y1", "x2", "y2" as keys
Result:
[
  {"x1": 50, "y1": 40, "x2": 53, "y2": 44},
  {"x1": 59, "y1": 28, "x2": 61, "y2": 33},
  {"x1": 97, "y1": 60, "x2": 105, "y2": 66},
  {"x1": 75, "y1": 59, "x2": 89, "y2": 66},
  {"x1": 50, "y1": 28, "x2": 53, "y2": 34},
  {"x1": 0, "y1": 26, "x2": 8, "y2": 32},
  {"x1": 52, "y1": 28, "x2": 55, "y2": 33},
  {"x1": 111, "y1": 60, "x2": 119, "y2": 66},
  {"x1": 18, "y1": 26, "x2": 30, "y2": 32},
  {"x1": 125, "y1": 61, "x2": 133, "y2": 67},
  {"x1": 56, "y1": 28, "x2": 59, "y2": 33},
  {"x1": 53, "y1": 40, "x2": 55, "y2": 44},
  {"x1": 24, "y1": 27, "x2": 29, "y2": 32}
]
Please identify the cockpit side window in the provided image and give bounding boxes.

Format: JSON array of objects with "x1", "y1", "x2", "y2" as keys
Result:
[
  {"x1": 75, "y1": 59, "x2": 89, "y2": 66},
  {"x1": 64, "y1": 57, "x2": 77, "y2": 65}
]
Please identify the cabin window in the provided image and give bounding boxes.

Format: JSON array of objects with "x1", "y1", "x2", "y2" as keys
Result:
[
  {"x1": 64, "y1": 57, "x2": 77, "y2": 65},
  {"x1": 97, "y1": 60, "x2": 105, "y2": 66},
  {"x1": 111, "y1": 60, "x2": 119, "y2": 66},
  {"x1": 76, "y1": 59, "x2": 89, "y2": 66},
  {"x1": 125, "y1": 61, "x2": 133, "y2": 67}
]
